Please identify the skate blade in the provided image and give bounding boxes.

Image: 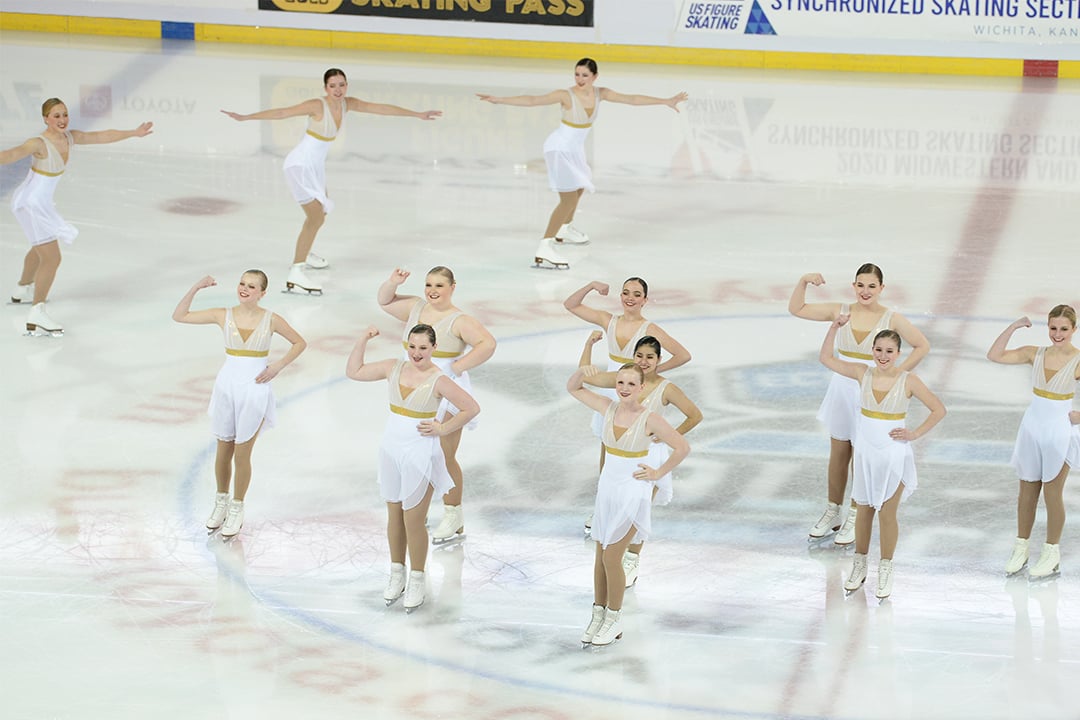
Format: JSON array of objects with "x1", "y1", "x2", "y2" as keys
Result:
[
  {"x1": 384, "y1": 595, "x2": 402, "y2": 607},
  {"x1": 554, "y1": 238, "x2": 590, "y2": 245},
  {"x1": 24, "y1": 326, "x2": 63, "y2": 337},
  {"x1": 283, "y1": 284, "x2": 323, "y2": 296},
  {"x1": 844, "y1": 582, "x2": 865, "y2": 596},
  {"x1": 807, "y1": 531, "x2": 839, "y2": 545},
  {"x1": 404, "y1": 603, "x2": 423, "y2": 614},
  {"x1": 432, "y1": 532, "x2": 465, "y2": 546},
  {"x1": 1029, "y1": 569, "x2": 1060, "y2": 583},
  {"x1": 533, "y1": 257, "x2": 569, "y2": 270},
  {"x1": 1004, "y1": 564, "x2": 1028, "y2": 578}
]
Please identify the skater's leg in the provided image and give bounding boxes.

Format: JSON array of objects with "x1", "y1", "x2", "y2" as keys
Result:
[
  {"x1": 543, "y1": 191, "x2": 583, "y2": 239},
  {"x1": 439, "y1": 418, "x2": 463, "y2": 507},
  {"x1": 827, "y1": 438, "x2": 852, "y2": 505},
  {"x1": 403, "y1": 484, "x2": 436, "y2": 571},
  {"x1": 18, "y1": 247, "x2": 40, "y2": 286},
  {"x1": 1016, "y1": 479, "x2": 1042, "y2": 539},
  {"x1": 387, "y1": 502, "x2": 407, "y2": 565},
  {"x1": 601, "y1": 526, "x2": 638, "y2": 611},
  {"x1": 854, "y1": 503, "x2": 876, "y2": 555},
  {"x1": 292, "y1": 200, "x2": 326, "y2": 265},
  {"x1": 593, "y1": 541, "x2": 606, "y2": 607},
  {"x1": 30, "y1": 241, "x2": 61, "y2": 304},
  {"x1": 627, "y1": 487, "x2": 658, "y2": 556},
  {"x1": 214, "y1": 440, "x2": 235, "y2": 494},
  {"x1": 878, "y1": 483, "x2": 905, "y2": 560},
  {"x1": 1042, "y1": 465, "x2": 1069, "y2": 544}
]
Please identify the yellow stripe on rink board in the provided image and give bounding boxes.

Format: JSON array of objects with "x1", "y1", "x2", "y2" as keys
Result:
[
  {"x1": 1060, "y1": 61, "x2": 1080, "y2": 79},
  {"x1": 0, "y1": 12, "x2": 1053, "y2": 78}
]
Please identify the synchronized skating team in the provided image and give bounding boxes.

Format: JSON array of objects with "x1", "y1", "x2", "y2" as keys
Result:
[{"x1": 3, "y1": 62, "x2": 1078, "y2": 648}]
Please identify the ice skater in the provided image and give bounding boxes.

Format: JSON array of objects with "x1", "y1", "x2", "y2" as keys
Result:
[
  {"x1": 477, "y1": 58, "x2": 687, "y2": 269},
  {"x1": 172, "y1": 272, "x2": 307, "y2": 538},
  {"x1": 988, "y1": 306, "x2": 1080, "y2": 580},
  {"x1": 376, "y1": 266, "x2": 496, "y2": 545},
  {"x1": 568, "y1": 363, "x2": 689, "y2": 646},
  {"x1": 819, "y1": 317, "x2": 945, "y2": 599},
  {"x1": 789, "y1": 264, "x2": 929, "y2": 545},
  {"x1": 580, "y1": 332, "x2": 702, "y2": 588},
  {"x1": 1, "y1": 97, "x2": 152, "y2": 335},
  {"x1": 222, "y1": 68, "x2": 441, "y2": 295},
  {"x1": 346, "y1": 324, "x2": 480, "y2": 612}
]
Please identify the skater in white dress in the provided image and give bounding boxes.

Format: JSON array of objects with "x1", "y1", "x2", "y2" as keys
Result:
[
  {"x1": 581, "y1": 333, "x2": 702, "y2": 588},
  {"x1": 820, "y1": 318, "x2": 945, "y2": 599},
  {"x1": 346, "y1": 324, "x2": 480, "y2": 612},
  {"x1": 173, "y1": 271, "x2": 307, "y2": 538},
  {"x1": 377, "y1": 266, "x2": 496, "y2": 545},
  {"x1": 1, "y1": 97, "x2": 152, "y2": 335},
  {"x1": 789, "y1": 263, "x2": 929, "y2": 545},
  {"x1": 477, "y1": 58, "x2": 687, "y2": 268},
  {"x1": 569, "y1": 364, "x2": 688, "y2": 646},
  {"x1": 988, "y1": 305, "x2": 1080, "y2": 580},
  {"x1": 222, "y1": 68, "x2": 441, "y2": 294}
]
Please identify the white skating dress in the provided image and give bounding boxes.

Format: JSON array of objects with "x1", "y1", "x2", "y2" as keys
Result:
[
  {"x1": 641, "y1": 379, "x2": 675, "y2": 506},
  {"x1": 542, "y1": 87, "x2": 599, "y2": 193},
  {"x1": 208, "y1": 308, "x2": 277, "y2": 443},
  {"x1": 852, "y1": 370, "x2": 916, "y2": 510},
  {"x1": 11, "y1": 132, "x2": 78, "y2": 247},
  {"x1": 817, "y1": 307, "x2": 894, "y2": 442},
  {"x1": 591, "y1": 315, "x2": 650, "y2": 438},
  {"x1": 1010, "y1": 348, "x2": 1080, "y2": 483},
  {"x1": 591, "y1": 403, "x2": 655, "y2": 548},
  {"x1": 283, "y1": 97, "x2": 345, "y2": 212},
  {"x1": 402, "y1": 302, "x2": 477, "y2": 427},
  {"x1": 379, "y1": 361, "x2": 454, "y2": 510}
]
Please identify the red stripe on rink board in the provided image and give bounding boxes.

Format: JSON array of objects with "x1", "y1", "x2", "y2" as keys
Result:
[{"x1": 1023, "y1": 60, "x2": 1059, "y2": 77}]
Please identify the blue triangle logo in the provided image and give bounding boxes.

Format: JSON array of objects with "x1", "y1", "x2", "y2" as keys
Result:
[{"x1": 745, "y1": 1, "x2": 777, "y2": 35}]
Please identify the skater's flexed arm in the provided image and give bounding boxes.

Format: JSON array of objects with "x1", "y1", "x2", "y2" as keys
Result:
[
  {"x1": 599, "y1": 88, "x2": 688, "y2": 112},
  {"x1": 221, "y1": 99, "x2": 322, "y2": 123},
  {"x1": 567, "y1": 368, "x2": 613, "y2": 414},
  {"x1": 256, "y1": 316, "x2": 307, "y2": 384},
  {"x1": 377, "y1": 268, "x2": 420, "y2": 322},
  {"x1": 987, "y1": 317, "x2": 1037, "y2": 365},
  {"x1": 173, "y1": 276, "x2": 225, "y2": 327},
  {"x1": 346, "y1": 326, "x2": 397, "y2": 381},
  {"x1": 564, "y1": 281, "x2": 613, "y2": 328},
  {"x1": 71, "y1": 122, "x2": 153, "y2": 145},
  {"x1": 789, "y1": 273, "x2": 841, "y2": 321},
  {"x1": 476, "y1": 90, "x2": 570, "y2": 109},
  {"x1": 347, "y1": 97, "x2": 441, "y2": 120}
]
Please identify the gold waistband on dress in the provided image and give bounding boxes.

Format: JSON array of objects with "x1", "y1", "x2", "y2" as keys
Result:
[
  {"x1": 604, "y1": 445, "x2": 648, "y2": 458},
  {"x1": 861, "y1": 408, "x2": 906, "y2": 420},
  {"x1": 609, "y1": 353, "x2": 633, "y2": 364},
  {"x1": 839, "y1": 350, "x2": 873, "y2": 360},
  {"x1": 561, "y1": 120, "x2": 592, "y2": 129},
  {"x1": 225, "y1": 348, "x2": 269, "y2": 357},
  {"x1": 390, "y1": 404, "x2": 436, "y2": 419},
  {"x1": 1033, "y1": 388, "x2": 1074, "y2": 401},
  {"x1": 306, "y1": 130, "x2": 334, "y2": 142},
  {"x1": 31, "y1": 167, "x2": 64, "y2": 177}
]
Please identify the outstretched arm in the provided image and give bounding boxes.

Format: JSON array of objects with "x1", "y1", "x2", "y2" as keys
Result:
[
  {"x1": 172, "y1": 276, "x2": 225, "y2": 326},
  {"x1": 347, "y1": 97, "x2": 440, "y2": 120},
  {"x1": 345, "y1": 326, "x2": 396, "y2": 381},
  {"x1": 567, "y1": 367, "x2": 613, "y2": 414},
  {"x1": 563, "y1": 281, "x2": 613, "y2": 328},
  {"x1": 0, "y1": 137, "x2": 44, "y2": 165},
  {"x1": 820, "y1": 316, "x2": 866, "y2": 381},
  {"x1": 599, "y1": 88, "x2": 687, "y2": 112},
  {"x1": 221, "y1": 99, "x2": 321, "y2": 122},
  {"x1": 256, "y1": 315, "x2": 307, "y2": 383},
  {"x1": 70, "y1": 122, "x2": 153, "y2": 145},
  {"x1": 892, "y1": 312, "x2": 930, "y2": 371},
  {"x1": 477, "y1": 90, "x2": 569, "y2": 108},
  {"x1": 889, "y1": 374, "x2": 946, "y2": 442},
  {"x1": 377, "y1": 268, "x2": 420, "y2": 322},
  {"x1": 987, "y1": 317, "x2": 1037, "y2": 365},
  {"x1": 788, "y1": 272, "x2": 839, "y2": 321}
]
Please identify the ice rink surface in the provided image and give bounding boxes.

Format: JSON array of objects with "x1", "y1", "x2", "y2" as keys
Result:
[{"x1": 1, "y1": 31, "x2": 1079, "y2": 719}]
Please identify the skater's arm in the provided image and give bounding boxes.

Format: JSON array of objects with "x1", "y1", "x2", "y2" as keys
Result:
[
  {"x1": 892, "y1": 313, "x2": 930, "y2": 371},
  {"x1": 256, "y1": 315, "x2": 307, "y2": 383},
  {"x1": 420, "y1": 379, "x2": 480, "y2": 436},
  {"x1": 820, "y1": 316, "x2": 866, "y2": 380},
  {"x1": 600, "y1": 88, "x2": 688, "y2": 112},
  {"x1": 788, "y1": 273, "x2": 839, "y2": 321},
  {"x1": 376, "y1": 268, "x2": 419, "y2": 322},
  {"x1": 987, "y1": 317, "x2": 1037, "y2": 365},
  {"x1": 635, "y1": 414, "x2": 689, "y2": 480},
  {"x1": 449, "y1": 316, "x2": 496, "y2": 376},
  {"x1": 579, "y1": 330, "x2": 603, "y2": 367},
  {"x1": 567, "y1": 368, "x2": 613, "y2": 413},
  {"x1": 345, "y1": 327, "x2": 395, "y2": 381},
  {"x1": 647, "y1": 324, "x2": 691, "y2": 373},
  {"x1": 663, "y1": 383, "x2": 703, "y2": 436},
  {"x1": 71, "y1": 122, "x2": 153, "y2": 145},
  {"x1": 0, "y1": 137, "x2": 44, "y2": 165},
  {"x1": 220, "y1": 100, "x2": 320, "y2": 122},
  {"x1": 890, "y1": 374, "x2": 946, "y2": 442},
  {"x1": 476, "y1": 90, "x2": 569, "y2": 108},
  {"x1": 172, "y1": 276, "x2": 225, "y2": 326},
  {"x1": 580, "y1": 333, "x2": 616, "y2": 387},
  {"x1": 347, "y1": 98, "x2": 441, "y2": 120},
  {"x1": 563, "y1": 281, "x2": 612, "y2": 327}
]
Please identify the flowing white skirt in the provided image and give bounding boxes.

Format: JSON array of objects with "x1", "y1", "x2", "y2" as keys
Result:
[
  {"x1": 283, "y1": 134, "x2": 334, "y2": 213},
  {"x1": 430, "y1": 356, "x2": 477, "y2": 431},
  {"x1": 11, "y1": 171, "x2": 78, "y2": 246},
  {"x1": 208, "y1": 355, "x2": 276, "y2": 444},
  {"x1": 852, "y1": 415, "x2": 916, "y2": 510},
  {"x1": 816, "y1": 361, "x2": 873, "y2": 442},
  {"x1": 378, "y1": 412, "x2": 454, "y2": 510},
  {"x1": 543, "y1": 123, "x2": 594, "y2": 193},
  {"x1": 591, "y1": 453, "x2": 655, "y2": 548},
  {"x1": 1011, "y1": 395, "x2": 1080, "y2": 482}
]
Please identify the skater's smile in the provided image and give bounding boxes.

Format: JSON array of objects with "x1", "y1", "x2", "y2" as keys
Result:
[
  {"x1": 1047, "y1": 317, "x2": 1075, "y2": 345},
  {"x1": 852, "y1": 274, "x2": 883, "y2": 305},
  {"x1": 621, "y1": 280, "x2": 647, "y2": 311},
  {"x1": 425, "y1": 274, "x2": 454, "y2": 306}
]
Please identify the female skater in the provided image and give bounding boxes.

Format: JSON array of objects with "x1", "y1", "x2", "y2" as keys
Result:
[
  {"x1": 789, "y1": 264, "x2": 930, "y2": 545},
  {"x1": 581, "y1": 332, "x2": 702, "y2": 587},
  {"x1": 819, "y1": 318, "x2": 945, "y2": 599},
  {"x1": 222, "y1": 68, "x2": 441, "y2": 294},
  {"x1": 568, "y1": 364, "x2": 689, "y2": 646},
  {"x1": 2, "y1": 97, "x2": 152, "y2": 335},
  {"x1": 173, "y1": 271, "x2": 307, "y2": 538},
  {"x1": 377, "y1": 266, "x2": 496, "y2": 545},
  {"x1": 988, "y1": 306, "x2": 1080, "y2": 579},
  {"x1": 477, "y1": 58, "x2": 687, "y2": 268},
  {"x1": 346, "y1": 324, "x2": 480, "y2": 611}
]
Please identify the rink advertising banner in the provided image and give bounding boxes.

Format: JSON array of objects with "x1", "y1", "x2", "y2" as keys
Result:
[
  {"x1": 676, "y1": 0, "x2": 1080, "y2": 44},
  {"x1": 258, "y1": 0, "x2": 594, "y2": 26}
]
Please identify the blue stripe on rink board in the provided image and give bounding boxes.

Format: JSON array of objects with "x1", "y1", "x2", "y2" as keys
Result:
[{"x1": 161, "y1": 21, "x2": 195, "y2": 40}]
